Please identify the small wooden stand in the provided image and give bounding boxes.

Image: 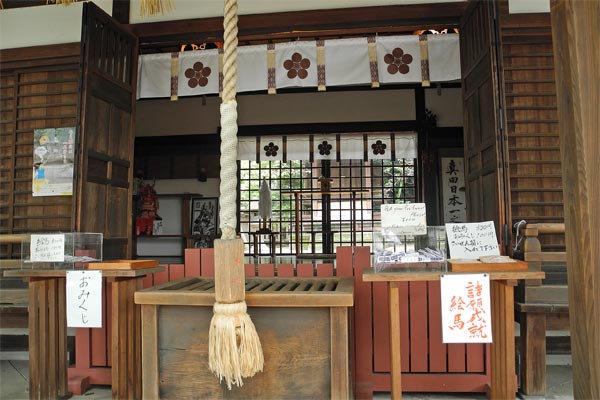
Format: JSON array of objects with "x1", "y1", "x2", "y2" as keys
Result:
[
  {"x1": 362, "y1": 266, "x2": 544, "y2": 399},
  {"x1": 5, "y1": 267, "x2": 163, "y2": 400}
]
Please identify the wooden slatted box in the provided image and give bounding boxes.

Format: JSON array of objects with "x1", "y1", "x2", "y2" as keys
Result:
[{"x1": 135, "y1": 276, "x2": 354, "y2": 399}]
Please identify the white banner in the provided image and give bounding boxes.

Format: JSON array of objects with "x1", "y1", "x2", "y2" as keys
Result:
[
  {"x1": 137, "y1": 34, "x2": 461, "y2": 99},
  {"x1": 377, "y1": 35, "x2": 422, "y2": 83},
  {"x1": 178, "y1": 50, "x2": 219, "y2": 96},
  {"x1": 237, "y1": 132, "x2": 417, "y2": 162}
]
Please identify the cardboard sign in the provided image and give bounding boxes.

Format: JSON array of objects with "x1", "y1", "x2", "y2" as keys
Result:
[
  {"x1": 440, "y1": 273, "x2": 492, "y2": 343},
  {"x1": 66, "y1": 270, "x2": 102, "y2": 328},
  {"x1": 445, "y1": 221, "x2": 500, "y2": 259},
  {"x1": 30, "y1": 234, "x2": 65, "y2": 262},
  {"x1": 381, "y1": 203, "x2": 427, "y2": 235}
]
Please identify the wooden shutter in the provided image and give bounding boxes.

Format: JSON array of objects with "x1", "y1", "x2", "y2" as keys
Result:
[
  {"x1": 0, "y1": 44, "x2": 81, "y2": 259},
  {"x1": 75, "y1": 2, "x2": 138, "y2": 259},
  {"x1": 460, "y1": 0, "x2": 510, "y2": 252}
]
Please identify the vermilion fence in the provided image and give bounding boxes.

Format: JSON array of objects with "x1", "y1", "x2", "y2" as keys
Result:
[{"x1": 69, "y1": 246, "x2": 491, "y2": 398}]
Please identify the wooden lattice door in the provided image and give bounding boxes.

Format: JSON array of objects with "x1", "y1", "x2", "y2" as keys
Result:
[{"x1": 75, "y1": 2, "x2": 138, "y2": 259}]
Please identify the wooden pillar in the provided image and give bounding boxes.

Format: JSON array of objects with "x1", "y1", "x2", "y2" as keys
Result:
[{"x1": 550, "y1": 1, "x2": 600, "y2": 399}]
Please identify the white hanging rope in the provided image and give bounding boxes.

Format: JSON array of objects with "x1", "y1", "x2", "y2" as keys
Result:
[{"x1": 219, "y1": 101, "x2": 238, "y2": 240}]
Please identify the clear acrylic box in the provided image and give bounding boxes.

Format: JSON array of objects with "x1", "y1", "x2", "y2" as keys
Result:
[
  {"x1": 373, "y1": 226, "x2": 447, "y2": 272},
  {"x1": 21, "y1": 232, "x2": 103, "y2": 269}
]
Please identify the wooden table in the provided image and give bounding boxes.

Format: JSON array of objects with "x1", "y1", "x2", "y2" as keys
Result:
[
  {"x1": 249, "y1": 230, "x2": 279, "y2": 258},
  {"x1": 6, "y1": 267, "x2": 163, "y2": 400},
  {"x1": 362, "y1": 267, "x2": 545, "y2": 399},
  {"x1": 135, "y1": 276, "x2": 353, "y2": 399}
]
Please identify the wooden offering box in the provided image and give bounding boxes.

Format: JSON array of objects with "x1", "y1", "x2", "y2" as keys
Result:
[{"x1": 135, "y1": 276, "x2": 354, "y2": 399}]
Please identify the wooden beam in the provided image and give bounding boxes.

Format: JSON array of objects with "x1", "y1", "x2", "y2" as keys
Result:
[
  {"x1": 0, "y1": 0, "x2": 45, "y2": 8},
  {"x1": 550, "y1": 1, "x2": 600, "y2": 399},
  {"x1": 112, "y1": 0, "x2": 130, "y2": 24},
  {"x1": 130, "y1": 3, "x2": 466, "y2": 43},
  {"x1": 0, "y1": 43, "x2": 81, "y2": 70}
]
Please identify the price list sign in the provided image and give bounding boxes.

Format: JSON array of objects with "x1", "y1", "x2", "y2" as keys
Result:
[
  {"x1": 30, "y1": 234, "x2": 65, "y2": 262},
  {"x1": 445, "y1": 221, "x2": 500, "y2": 259}
]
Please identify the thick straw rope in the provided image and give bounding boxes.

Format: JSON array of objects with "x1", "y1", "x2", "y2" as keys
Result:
[
  {"x1": 209, "y1": 0, "x2": 263, "y2": 390},
  {"x1": 219, "y1": 0, "x2": 239, "y2": 240}
]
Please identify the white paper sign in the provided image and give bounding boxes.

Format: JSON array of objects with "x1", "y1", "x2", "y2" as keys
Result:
[
  {"x1": 445, "y1": 221, "x2": 500, "y2": 259},
  {"x1": 440, "y1": 273, "x2": 492, "y2": 343},
  {"x1": 30, "y1": 234, "x2": 65, "y2": 262},
  {"x1": 381, "y1": 203, "x2": 427, "y2": 235},
  {"x1": 66, "y1": 270, "x2": 102, "y2": 328}
]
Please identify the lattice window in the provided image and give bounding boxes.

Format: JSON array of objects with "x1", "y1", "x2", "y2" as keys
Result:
[{"x1": 238, "y1": 158, "x2": 416, "y2": 256}]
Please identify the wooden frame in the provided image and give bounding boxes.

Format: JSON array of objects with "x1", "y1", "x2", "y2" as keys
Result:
[{"x1": 190, "y1": 197, "x2": 218, "y2": 248}]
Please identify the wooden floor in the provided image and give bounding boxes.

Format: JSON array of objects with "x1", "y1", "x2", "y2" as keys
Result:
[{"x1": 0, "y1": 360, "x2": 575, "y2": 400}]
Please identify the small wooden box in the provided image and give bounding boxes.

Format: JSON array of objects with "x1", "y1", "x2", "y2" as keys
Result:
[{"x1": 448, "y1": 259, "x2": 528, "y2": 272}]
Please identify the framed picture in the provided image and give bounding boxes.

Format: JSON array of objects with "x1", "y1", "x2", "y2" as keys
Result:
[{"x1": 191, "y1": 197, "x2": 219, "y2": 248}]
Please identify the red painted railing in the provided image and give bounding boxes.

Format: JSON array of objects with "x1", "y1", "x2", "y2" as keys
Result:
[{"x1": 69, "y1": 247, "x2": 491, "y2": 397}]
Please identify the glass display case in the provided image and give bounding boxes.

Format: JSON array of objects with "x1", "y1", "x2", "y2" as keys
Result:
[
  {"x1": 21, "y1": 232, "x2": 103, "y2": 269},
  {"x1": 373, "y1": 225, "x2": 447, "y2": 272}
]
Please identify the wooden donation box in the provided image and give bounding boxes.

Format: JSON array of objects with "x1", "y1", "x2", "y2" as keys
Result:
[{"x1": 135, "y1": 276, "x2": 354, "y2": 399}]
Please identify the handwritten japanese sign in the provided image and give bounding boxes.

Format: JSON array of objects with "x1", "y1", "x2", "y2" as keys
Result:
[
  {"x1": 381, "y1": 203, "x2": 427, "y2": 235},
  {"x1": 66, "y1": 270, "x2": 102, "y2": 328},
  {"x1": 445, "y1": 221, "x2": 500, "y2": 259},
  {"x1": 440, "y1": 273, "x2": 492, "y2": 343},
  {"x1": 30, "y1": 234, "x2": 65, "y2": 262},
  {"x1": 440, "y1": 157, "x2": 466, "y2": 223}
]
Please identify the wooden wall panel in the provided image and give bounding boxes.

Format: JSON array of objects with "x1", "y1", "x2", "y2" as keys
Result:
[
  {"x1": 0, "y1": 46, "x2": 80, "y2": 258},
  {"x1": 499, "y1": 2, "x2": 565, "y2": 251}
]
